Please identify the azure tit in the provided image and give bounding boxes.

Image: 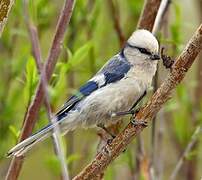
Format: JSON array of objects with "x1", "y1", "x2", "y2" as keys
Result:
[{"x1": 8, "y1": 29, "x2": 160, "y2": 157}]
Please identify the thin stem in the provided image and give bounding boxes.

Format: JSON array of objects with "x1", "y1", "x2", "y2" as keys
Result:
[
  {"x1": 137, "y1": 0, "x2": 161, "y2": 31},
  {"x1": 134, "y1": 0, "x2": 163, "y2": 178},
  {"x1": 107, "y1": 0, "x2": 125, "y2": 47},
  {"x1": 5, "y1": 1, "x2": 75, "y2": 179},
  {"x1": 152, "y1": 0, "x2": 171, "y2": 35},
  {"x1": 23, "y1": 1, "x2": 70, "y2": 178},
  {"x1": 150, "y1": 1, "x2": 171, "y2": 179},
  {"x1": 169, "y1": 126, "x2": 202, "y2": 180}
]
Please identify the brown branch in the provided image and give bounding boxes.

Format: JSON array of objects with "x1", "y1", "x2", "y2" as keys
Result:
[
  {"x1": 24, "y1": 1, "x2": 70, "y2": 178},
  {"x1": 107, "y1": 0, "x2": 125, "y2": 47},
  {"x1": 28, "y1": 24, "x2": 70, "y2": 180},
  {"x1": 0, "y1": 0, "x2": 14, "y2": 36},
  {"x1": 5, "y1": 0, "x2": 75, "y2": 179},
  {"x1": 137, "y1": 0, "x2": 161, "y2": 31},
  {"x1": 73, "y1": 24, "x2": 202, "y2": 180}
]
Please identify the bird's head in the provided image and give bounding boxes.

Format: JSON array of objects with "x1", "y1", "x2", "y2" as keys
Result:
[{"x1": 123, "y1": 29, "x2": 160, "y2": 63}]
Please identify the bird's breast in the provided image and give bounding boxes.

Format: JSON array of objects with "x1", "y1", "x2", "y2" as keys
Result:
[{"x1": 77, "y1": 75, "x2": 149, "y2": 127}]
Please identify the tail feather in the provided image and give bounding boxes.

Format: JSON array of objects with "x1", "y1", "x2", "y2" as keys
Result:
[
  {"x1": 7, "y1": 133, "x2": 50, "y2": 157},
  {"x1": 7, "y1": 113, "x2": 80, "y2": 157},
  {"x1": 7, "y1": 120, "x2": 60, "y2": 157}
]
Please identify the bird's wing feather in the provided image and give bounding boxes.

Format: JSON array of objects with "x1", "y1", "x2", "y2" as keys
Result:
[
  {"x1": 56, "y1": 81, "x2": 99, "y2": 119},
  {"x1": 56, "y1": 53, "x2": 131, "y2": 119}
]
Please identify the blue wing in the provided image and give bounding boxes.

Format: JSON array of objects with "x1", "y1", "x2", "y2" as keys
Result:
[{"x1": 56, "y1": 53, "x2": 132, "y2": 120}]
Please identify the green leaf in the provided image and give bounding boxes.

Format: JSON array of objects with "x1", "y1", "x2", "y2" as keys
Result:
[
  {"x1": 9, "y1": 125, "x2": 20, "y2": 143},
  {"x1": 185, "y1": 150, "x2": 198, "y2": 161},
  {"x1": 45, "y1": 155, "x2": 61, "y2": 176},
  {"x1": 164, "y1": 100, "x2": 179, "y2": 112},
  {"x1": 170, "y1": 2, "x2": 182, "y2": 54},
  {"x1": 64, "y1": 41, "x2": 93, "y2": 72},
  {"x1": 66, "y1": 153, "x2": 81, "y2": 164},
  {"x1": 24, "y1": 56, "x2": 39, "y2": 102}
]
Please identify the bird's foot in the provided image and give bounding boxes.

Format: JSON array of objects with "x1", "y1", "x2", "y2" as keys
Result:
[
  {"x1": 107, "y1": 138, "x2": 114, "y2": 145},
  {"x1": 97, "y1": 123, "x2": 116, "y2": 139},
  {"x1": 130, "y1": 119, "x2": 148, "y2": 127}
]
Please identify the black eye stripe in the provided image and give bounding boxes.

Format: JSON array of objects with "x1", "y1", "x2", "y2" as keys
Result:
[
  {"x1": 137, "y1": 47, "x2": 152, "y2": 55},
  {"x1": 126, "y1": 43, "x2": 152, "y2": 55}
]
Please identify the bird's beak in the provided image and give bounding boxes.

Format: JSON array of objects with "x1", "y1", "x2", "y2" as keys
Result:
[{"x1": 150, "y1": 54, "x2": 160, "y2": 60}]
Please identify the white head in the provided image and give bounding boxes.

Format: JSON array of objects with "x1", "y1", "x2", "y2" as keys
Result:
[{"x1": 123, "y1": 29, "x2": 160, "y2": 65}]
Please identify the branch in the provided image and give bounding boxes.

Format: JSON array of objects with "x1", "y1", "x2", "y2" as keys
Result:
[
  {"x1": 23, "y1": 1, "x2": 70, "y2": 178},
  {"x1": 107, "y1": 0, "x2": 125, "y2": 47},
  {"x1": 137, "y1": 0, "x2": 161, "y2": 31},
  {"x1": 73, "y1": 24, "x2": 202, "y2": 180},
  {"x1": 0, "y1": 0, "x2": 14, "y2": 36},
  {"x1": 5, "y1": 0, "x2": 74, "y2": 179},
  {"x1": 150, "y1": 0, "x2": 171, "y2": 178},
  {"x1": 152, "y1": 0, "x2": 171, "y2": 35},
  {"x1": 170, "y1": 125, "x2": 202, "y2": 180},
  {"x1": 29, "y1": 25, "x2": 70, "y2": 180}
]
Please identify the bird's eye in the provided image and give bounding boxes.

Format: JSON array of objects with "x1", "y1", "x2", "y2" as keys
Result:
[{"x1": 138, "y1": 48, "x2": 151, "y2": 55}]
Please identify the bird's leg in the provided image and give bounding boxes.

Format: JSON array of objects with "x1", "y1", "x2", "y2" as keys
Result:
[
  {"x1": 111, "y1": 108, "x2": 140, "y2": 117},
  {"x1": 97, "y1": 123, "x2": 116, "y2": 139}
]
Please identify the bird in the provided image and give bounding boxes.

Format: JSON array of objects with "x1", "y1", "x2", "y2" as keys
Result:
[{"x1": 7, "y1": 29, "x2": 160, "y2": 157}]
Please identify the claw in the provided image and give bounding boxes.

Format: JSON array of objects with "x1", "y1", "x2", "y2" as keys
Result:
[
  {"x1": 97, "y1": 123, "x2": 116, "y2": 139},
  {"x1": 107, "y1": 138, "x2": 114, "y2": 145},
  {"x1": 131, "y1": 119, "x2": 148, "y2": 127}
]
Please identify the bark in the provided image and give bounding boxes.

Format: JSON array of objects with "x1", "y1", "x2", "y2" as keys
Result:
[
  {"x1": 107, "y1": 0, "x2": 125, "y2": 47},
  {"x1": 73, "y1": 24, "x2": 202, "y2": 180},
  {"x1": 137, "y1": 0, "x2": 161, "y2": 31},
  {"x1": 0, "y1": 0, "x2": 14, "y2": 36},
  {"x1": 24, "y1": 15, "x2": 70, "y2": 180}
]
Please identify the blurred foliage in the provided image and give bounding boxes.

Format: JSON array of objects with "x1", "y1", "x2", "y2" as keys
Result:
[{"x1": 0, "y1": 0, "x2": 201, "y2": 179}]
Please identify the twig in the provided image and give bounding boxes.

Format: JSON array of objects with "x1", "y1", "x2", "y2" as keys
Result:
[
  {"x1": 30, "y1": 25, "x2": 70, "y2": 180},
  {"x1": 135, "y1": 0, "x2": 162, "y2": 178},
  {"x1": 0, "y1": 0, "x2": 14, "y2": 36},
  {"x1": 137, "y1": 0, "x2": 161, "y2": 31},
  {"x1": 23, "y1": 1, "x2": 43, "y2": 72},
  {"x1": 169, "y1": 125, "x2": 202, "y2": 180},
  {"x1": 107, "y1": 0, "x2": 125, "y2": 47},
  {"x1": 152, "y1": 0, "x2": 171, "y2": 35},
  {"x1": 73, "y1": 24, "x2": 202, "y2": 180},
  {"x1": 5, "y1": 1, "x2": 75, "y2": 179},
  {"x1": 150, "y1": 0, "x2": 171, "y2": 179},
  {"x1": 23, "y1": 1, "x2": 69, "y2": 179}
]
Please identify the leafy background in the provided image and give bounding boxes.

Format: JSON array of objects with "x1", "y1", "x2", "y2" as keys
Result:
[{"x1": 0, "y1": 0, "x2": 202, "y2": 179}]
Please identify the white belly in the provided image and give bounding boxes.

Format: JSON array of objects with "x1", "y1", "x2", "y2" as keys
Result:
[{"x1": 74, "y1": 77, "x2": 149, "y2": 127}]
